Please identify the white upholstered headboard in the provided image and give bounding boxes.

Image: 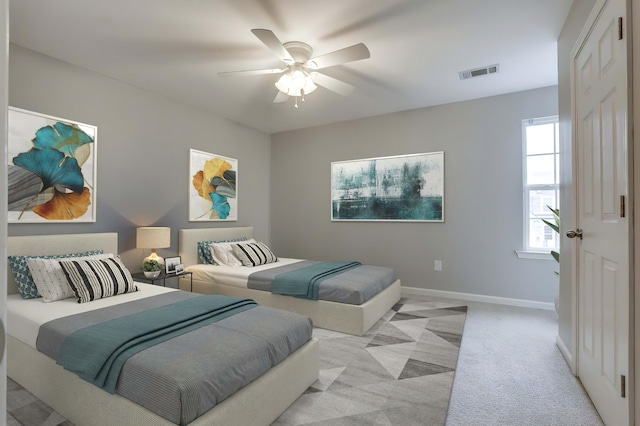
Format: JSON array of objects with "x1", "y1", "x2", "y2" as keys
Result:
[
  {"x1": 6, "y1": 232, "x2": 118, "y2": 295},
  {"x1": 179, "y1": 227, "x2": 254, "y2": 267}
]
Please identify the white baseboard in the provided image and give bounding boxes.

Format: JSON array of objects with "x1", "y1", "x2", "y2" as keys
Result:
[
  {"x1": 555, "y1": 335, "x2": 574, "y2": 372},
  {"x1": 401, "y1": 286, "x2": 556, "y2": 311}
]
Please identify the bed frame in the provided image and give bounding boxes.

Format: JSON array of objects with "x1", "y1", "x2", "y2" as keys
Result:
[
  {"x1": 179, "y1": 227, "x2": 402, "y2": 336},
  {"x1": 7, "y1": 232, "x2": 319, "y2": 426}
]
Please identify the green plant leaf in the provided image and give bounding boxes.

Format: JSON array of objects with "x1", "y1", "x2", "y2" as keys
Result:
[
  {"x1": 545, "y1": 205, "x2": 560, "y2": 279},
  {"x1": 541, "y1": 218, "x2": 559, "y2": 234},
  {"x1": 143, "y1": 259, "x2": 162, "y2": 271}
]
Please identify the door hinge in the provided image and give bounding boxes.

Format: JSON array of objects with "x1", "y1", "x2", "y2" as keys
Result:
[
  {"x1": 620, "y1": 195, "x2": 625, "y2": 218},
  {"x1": 618, "y1": 17, "x2": 623, "y2": 40},
  {"x1": 622, "y1": 375, "x2": 626, "y2": 398}
]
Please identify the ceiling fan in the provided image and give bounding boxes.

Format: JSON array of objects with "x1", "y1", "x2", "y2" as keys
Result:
[{"x1": 219, "y1": 29, "x2": 370, "y2": 107}]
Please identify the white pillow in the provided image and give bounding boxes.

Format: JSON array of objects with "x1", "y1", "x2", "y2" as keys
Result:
[
  {"x1": 27, "y1": 253, "x2": 114, "y2": 302},
  {"x1": 209, "y1": 238, "x2": 255, "y2": 267},
  {"x1": 209, "y1": 242, "x2": 243, "y2": 267}
]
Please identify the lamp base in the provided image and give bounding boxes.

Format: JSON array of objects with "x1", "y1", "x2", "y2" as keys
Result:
[{"x1": 142, "y1": 250, "x2": 164, "y2": 271}]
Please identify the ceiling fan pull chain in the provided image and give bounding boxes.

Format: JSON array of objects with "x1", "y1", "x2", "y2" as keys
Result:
[
  {"x1": 302, "y1": 89, "x2": 306, "y2": 103},
  {"x1": 294, "y1": 97, "x2": 299, "y2": 108}
]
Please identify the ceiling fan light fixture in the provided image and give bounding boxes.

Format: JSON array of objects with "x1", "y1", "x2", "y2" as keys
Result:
[
  {"x1": 303, "y1": 78, "x2": 317, "y2": 95},
  {"x1": 275, "y1": 67, "x2": 317, "y2": 97},
  {"x1": 275, "y1": 72, "x2": 292, "y2": 94}
]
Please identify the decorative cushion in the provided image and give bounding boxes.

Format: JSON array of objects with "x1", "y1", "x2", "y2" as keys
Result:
[
  {"x1": 59, "y1": 257, "x2": 138, "y2": 303},
  {"x1": 231, "y1": 241, "x2": 278, "y2": 267},
  {"x1": 197, "y1": 237, "x2": 249, "y2": 264},
  {"x1": 8, "y1": 250, "x2": 104, "y2": 299},
  {"x1": 209, "y1": 242, "x2": 243, "y2": 267},
  {"x1": 27, "y1": 253, "x2": 114, "y2": 302}
]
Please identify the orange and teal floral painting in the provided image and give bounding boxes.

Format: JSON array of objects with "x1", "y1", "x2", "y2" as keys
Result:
[
  {"x1": 189, "y1": 149, "x2": 237, "y2": 221},
  {"x1": 8, "y1": 108, "x2": 97, "y2": 223}
]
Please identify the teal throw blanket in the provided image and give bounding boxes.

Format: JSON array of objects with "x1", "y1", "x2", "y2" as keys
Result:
[
  {"x1": 271, "y1": 261, "x2": 362, "y2": 300},
  {"x1": 56, "y1": 295, "x2": 257, "y2": 394}
]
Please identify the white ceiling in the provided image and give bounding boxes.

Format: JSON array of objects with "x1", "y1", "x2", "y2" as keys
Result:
[{"x1": 9, "y1": 0, "x2": 574, "y2": 134}]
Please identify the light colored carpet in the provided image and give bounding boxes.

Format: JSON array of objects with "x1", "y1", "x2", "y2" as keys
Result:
[{"x1": 445, "y1": 300, "x2": 603, "y2": 426}]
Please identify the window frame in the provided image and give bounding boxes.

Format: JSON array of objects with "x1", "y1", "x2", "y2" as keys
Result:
[{"x1": 518, "y1": 115, "x2": 559, "y2": 259}]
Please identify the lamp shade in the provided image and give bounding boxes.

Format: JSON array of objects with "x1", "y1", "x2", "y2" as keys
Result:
[{"x1": 136, "y1": 227, "x2": 170, "y2": 249}]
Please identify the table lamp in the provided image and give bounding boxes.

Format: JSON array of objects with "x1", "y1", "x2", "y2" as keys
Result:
[{"x1": 136, "y1": 226, "x2": 170, "y2": 268}]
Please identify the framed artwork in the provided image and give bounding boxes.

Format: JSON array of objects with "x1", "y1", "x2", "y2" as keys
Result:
[
  {"x1": 165, "y1": 256, "x2": 181, "y2": 274},
  {"x1": 8, "y1": 107, "x2": 97, "y2": 223},
  {"x1": 174, "y1": 264, "x2": 185, "y2": 275},
  {"x1": 189, "y1": 149, "x2": 237, "y2": 221},
  {"x1": 331, "y1": 151, "x2": 444, "y2": 222}
]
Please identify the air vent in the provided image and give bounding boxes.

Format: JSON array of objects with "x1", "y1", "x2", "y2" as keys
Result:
[{"x1": 458, "y1": 64, "x2": 500, "y2": 80}]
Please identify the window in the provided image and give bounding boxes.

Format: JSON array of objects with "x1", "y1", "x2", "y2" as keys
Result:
[{"x1": 521, "y1": 116, "x2": 559, "y2": 255}]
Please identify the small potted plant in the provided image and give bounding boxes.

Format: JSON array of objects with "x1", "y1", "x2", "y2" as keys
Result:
[{"x1": 143, "y1": 259, "x2": 163, "y2": 278}]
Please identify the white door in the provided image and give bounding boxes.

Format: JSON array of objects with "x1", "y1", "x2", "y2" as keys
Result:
[{"x1": 573, "y1": 0, "x2": 630, "y2": 425}]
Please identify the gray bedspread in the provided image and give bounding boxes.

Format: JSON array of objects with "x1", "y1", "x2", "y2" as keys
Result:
[
  {"x1": 36, "y1": 292, "x2": 313, "y2": 425},
  {"x1": 248, "y1": 261, "x2": 396, "y2": 305}
]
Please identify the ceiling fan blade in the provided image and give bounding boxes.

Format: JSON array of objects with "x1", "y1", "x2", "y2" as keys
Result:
[
  {"x1": 218, "y1": 68, "x2": 285, "y2": 78},
  {"x1": 273, "y1": 91, "x2": 289, "y2": 103},
  {"x1": 311, "y1": 72, "x2": 355, "y2": 96},
  {"x1": 307, "y1": 43, "x2": 370, "y2": 70},
  {"x1": 251, "y1": 29, "x2": 295, "y2": 64}
]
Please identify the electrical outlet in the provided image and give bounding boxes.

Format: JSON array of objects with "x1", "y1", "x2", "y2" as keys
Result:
[{"x1": 434, "y1": 260, "x2": 442, "y2": 271}]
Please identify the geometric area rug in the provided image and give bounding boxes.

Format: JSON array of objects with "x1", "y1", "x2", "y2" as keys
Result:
[
  {"x1": 6, "y1": 297, "x2": 467, "y2": 426},
  {"x1": 273, "y1": 298, "x2": 468, "y2": 426}
]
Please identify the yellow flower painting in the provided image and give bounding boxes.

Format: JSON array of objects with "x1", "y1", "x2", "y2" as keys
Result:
[{"x1": 189, "y1": 149, "x2": 237, "y2": 221}]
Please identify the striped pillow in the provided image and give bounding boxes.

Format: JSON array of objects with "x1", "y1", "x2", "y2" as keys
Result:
[
  {"x1": 59, "y1": 257, "x2": 138, "y2": 303},
  {"x1": 231, "y1": 241, "x2": 278, "y2": 267},
  {"x1": 27, "y1": 253, "x2": 114, "y2": 302}
]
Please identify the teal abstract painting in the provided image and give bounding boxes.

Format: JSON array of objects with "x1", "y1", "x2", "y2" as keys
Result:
[{"x1": 331, "y1": 152, "x2": 444, "y2": 222}]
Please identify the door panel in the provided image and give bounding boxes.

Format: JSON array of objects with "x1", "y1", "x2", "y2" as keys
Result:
[{"x1": 574, "y1": 0, "x2": 629, "y2": 425}]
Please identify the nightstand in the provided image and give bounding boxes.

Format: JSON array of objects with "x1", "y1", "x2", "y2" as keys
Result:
[{"x1": 131, "y1": 271, "x2": 193, "y2": 292}]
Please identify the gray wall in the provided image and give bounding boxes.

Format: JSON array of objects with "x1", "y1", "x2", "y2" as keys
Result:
[
  {"x1": 8, "y1": 45, "x2": 272, "y2": 270},
  {"x1": 271, "y1": 86, "x2": 559, "y2": 303},
  {"x1": 556, "y1": 0, "x2": 596, "y2": 357},
  {"x1": 8, "y1": 43, "x2": 567, "y2": 305}
]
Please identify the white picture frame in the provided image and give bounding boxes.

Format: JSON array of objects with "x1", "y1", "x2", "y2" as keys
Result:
[
  {"x1": 165, "y1": 256, "x2": 181, "y2": 274},
  {"x1": 189, "y1": 149, "x2": 238, "y2": 221},
  {"x1": 174, "y1": 264, "x2": 184, "y2": 275},
  {"x1": 8, "y1": 107, "x2": 98, "y2": 223},
  {"x1": 331, "y1": 151, "x2": 444, "y2": 222}
]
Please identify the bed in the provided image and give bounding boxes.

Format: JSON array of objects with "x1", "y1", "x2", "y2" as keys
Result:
[
  {"x1": 6, "y1": 232, "x2": 319, "y2": 426},
  {"x1": 178, "y1": 227, "x2": 401, "y2": 336}
]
